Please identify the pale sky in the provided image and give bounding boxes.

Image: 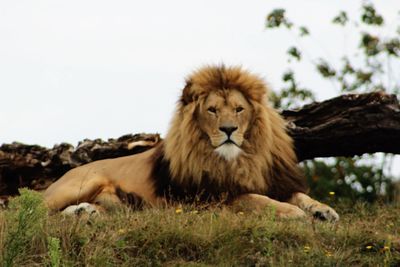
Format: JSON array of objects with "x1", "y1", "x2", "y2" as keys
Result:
[{"x1": 0, "y1": 1, "x2": 399, "y2": 157}]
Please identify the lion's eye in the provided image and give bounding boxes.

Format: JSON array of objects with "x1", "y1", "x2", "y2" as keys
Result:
[
  {"x1": 236, "y1": 107, "x2": 244, "y2": 113},
  {"x1": 208, "y1": 107, "x2": 217, "y2": 114}
]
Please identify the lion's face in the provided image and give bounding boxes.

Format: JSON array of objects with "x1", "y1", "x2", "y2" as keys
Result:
[{"x1": 197, "y1": 89, "x2": 253, "y2": 160}]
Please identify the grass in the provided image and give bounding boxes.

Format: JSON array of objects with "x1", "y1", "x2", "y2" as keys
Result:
[{"x1": 0, "y1": 190, "x2": 399, "y2": 266}]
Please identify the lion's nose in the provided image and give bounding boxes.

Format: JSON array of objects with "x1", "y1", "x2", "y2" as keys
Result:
[{"x1": 219, "y1": 126, "x2": 238, "y2": 137}]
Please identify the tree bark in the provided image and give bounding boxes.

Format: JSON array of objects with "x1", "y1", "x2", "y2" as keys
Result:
[
  {"x1": 282, "y1": 91, "x2": 400, "y2": 161},
  {"x1": 0, "y1": 92, "x2": 399, "y2": 196}
]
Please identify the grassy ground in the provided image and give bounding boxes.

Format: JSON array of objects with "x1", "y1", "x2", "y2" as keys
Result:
[{"x1": 0, "y1": 190, "x2": 399, "y2": 266}]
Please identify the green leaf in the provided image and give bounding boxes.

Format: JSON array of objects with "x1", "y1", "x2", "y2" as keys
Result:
[
  {"x1": 287, "y1": 46, "x2": 302, "y2": 61},
  {"x1": 384, "y1": 38, "x2": 400, "y2": 57},
  {"x1": 266, "y1": 9, "x2": 292, "y2": 29},
  {"x1": 332, "y1": 11, "x2": 348, "y2": 26},
  {"x1": 316, "y1": 59, "x2": 336, "y2": 78},
  {"x1": 361, "y1": 4, "x2": 384, "y2": 26},
  {"x1": 299, "y1": 26, "x2": 310, "y2": 37},
  {"x1": 282, "y1": 70, "x2": 294, "y2": 82},
  {"x1": 356, "y1": 70, "x2": 373, "y2": 84},
  {"x1": 341, "y1": 58, "x2": 355, "y2": 74},
  {"x1": 360, "y1": 33, "x2": 381, "y2": 56}
]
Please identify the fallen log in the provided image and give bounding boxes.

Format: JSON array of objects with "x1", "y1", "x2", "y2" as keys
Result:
[
  {"x1": 283, "y1": 91, "x2": 400, "y2": 161},
  {"x1": 0, "y1": 92, "x2": 399, "y2": 196},
  {"x1": 0, "y1": 134, "x2": 160, "y2": 195}
]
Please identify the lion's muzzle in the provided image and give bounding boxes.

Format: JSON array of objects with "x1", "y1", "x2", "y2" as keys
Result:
[{"x1": 215, "y1": 143, "x2": 242, "y2": 161}]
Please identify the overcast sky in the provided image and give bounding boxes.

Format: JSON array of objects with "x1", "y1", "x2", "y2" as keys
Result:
[{"x1": 1, "y1": 0, "x2": 399, "y2": 151}]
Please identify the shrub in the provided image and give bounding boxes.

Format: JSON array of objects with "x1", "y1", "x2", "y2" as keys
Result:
[{"x1": 2, "y1": 188, "x2": 47, "y2": 267}]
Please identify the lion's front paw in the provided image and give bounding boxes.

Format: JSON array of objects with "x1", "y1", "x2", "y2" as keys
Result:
[
  {"x1": 310, "y1": 203, "x2": 339, "y2": 222},
  {"x1": 277, "y1": 203, "x2": 307, "y2": 219},
  {"x1": 62, "y1": 202, "x2": 100, "y2": 216}
]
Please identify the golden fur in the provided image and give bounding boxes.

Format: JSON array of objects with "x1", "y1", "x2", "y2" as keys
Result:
[{"x1": 44, "y1": 65, "x2": 339, "y2": 221}]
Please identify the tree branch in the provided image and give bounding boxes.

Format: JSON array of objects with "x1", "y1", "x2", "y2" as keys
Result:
[{"x1": 282, "y1": 92, "x2": 400, "y2": 161}]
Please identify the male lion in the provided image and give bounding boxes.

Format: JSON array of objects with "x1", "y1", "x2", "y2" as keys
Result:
[{"x1": 44, "y1": 65, "x2": 339, "y2": 221}]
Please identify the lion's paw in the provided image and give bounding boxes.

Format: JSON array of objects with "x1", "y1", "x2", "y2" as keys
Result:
[
  {"x1": 309, "y1": 203, "x2": 339, "y2": 222},
  {"x1": 62, "y1": 202, "x2": 99, "y2": 216},
  {"x1": 277, "y1": 204, "x2": 306, "y2": 219}
]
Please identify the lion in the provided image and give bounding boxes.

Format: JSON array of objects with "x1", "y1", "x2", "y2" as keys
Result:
[{"x1": 44, "y1": 65, "x2": 339, "y2": 221}]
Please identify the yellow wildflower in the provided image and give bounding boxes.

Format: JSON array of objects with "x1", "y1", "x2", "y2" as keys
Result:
[
  {"x1": 325, "y1": 251, "x2": 333, "y2": 257},
  {"x1": 175, "y1": 208, "x2": 183, "y2": 214},
  {"x1": 329, "y1": 191, "x2": 335, "y2": 196},
  {"x1": 366, "y1": 245, "x2": 373, "y2": 250}
]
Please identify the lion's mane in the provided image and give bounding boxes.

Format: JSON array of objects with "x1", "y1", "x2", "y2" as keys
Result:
[{"x1": 152, "y1": 65, "x2": 307, "y2": 202}]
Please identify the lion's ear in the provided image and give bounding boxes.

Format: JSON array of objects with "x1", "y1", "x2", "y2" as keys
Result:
[{"x1": 181, "y1": 80, "x2": 195, "y2": 105}]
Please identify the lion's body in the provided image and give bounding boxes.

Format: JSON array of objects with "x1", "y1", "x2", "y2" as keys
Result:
[
  {"x1": 44, "y1": 147, "x2": 158, "y2": 211},
  {"x1": 44, "y1": 65, "x2": 339, "y2": 221}
]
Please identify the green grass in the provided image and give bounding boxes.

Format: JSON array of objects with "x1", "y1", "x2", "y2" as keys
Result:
[{"x1": 0, "y1": 190, "x2": 399, "y2": 266}]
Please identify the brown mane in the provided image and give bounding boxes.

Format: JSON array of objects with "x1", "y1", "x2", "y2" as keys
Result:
[{"x1": 153, "y1": 65, "x2": 307, "y2": 202}]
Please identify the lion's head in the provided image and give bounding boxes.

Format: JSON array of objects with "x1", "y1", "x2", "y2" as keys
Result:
[{"x1": 159, "y1": 65, "x2": 306, "y2": 201}]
